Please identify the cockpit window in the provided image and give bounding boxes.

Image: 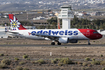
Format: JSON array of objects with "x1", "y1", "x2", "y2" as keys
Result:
[{"x1": 93, "y1": 31, "x2": 98, "y2": 34}]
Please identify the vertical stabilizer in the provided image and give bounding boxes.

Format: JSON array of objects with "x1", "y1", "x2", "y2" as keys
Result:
[{"x1": 8, "y1": 14, "x2": 26, "y2": 30}]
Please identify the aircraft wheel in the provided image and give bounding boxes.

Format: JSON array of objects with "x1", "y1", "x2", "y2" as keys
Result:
[
  {"x1": 51, "y1": 42, "x2": 55, "y2": 45},
  {"x1": 88, "y1": 40, "x2": 91, "y2": 45},
  {"x1": 57, "y1": 42, "x2": 61, "y2": 45},
  {"x1": 88, "y1": 43, "x2": 91, "y2": 45}
]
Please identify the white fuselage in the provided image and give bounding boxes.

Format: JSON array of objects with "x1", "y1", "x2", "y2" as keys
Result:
[{"x1": 11, "y1": 29, "x2": 89, "y2": 40}]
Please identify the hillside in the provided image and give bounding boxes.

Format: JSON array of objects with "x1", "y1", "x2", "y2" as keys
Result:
[
  {"x1": 0, "y1": 3, "x2": 39, "y2": 11},
  {"x1": 0, "y1": 1, "x2": 104, "y2": 11}
]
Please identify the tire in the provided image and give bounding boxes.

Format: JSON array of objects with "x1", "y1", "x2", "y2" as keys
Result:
[
  {"x1": 51, "y1": 42, "x2": 55, "y2": 45},
  {"x1": 88, "y1": 43, "x2": 91, "y2": 45},
  {"x1": 57, "y1": 42, "x2": 61, "y2": 45}
]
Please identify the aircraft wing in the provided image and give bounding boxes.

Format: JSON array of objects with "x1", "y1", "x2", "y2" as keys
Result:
[{"x1": 35, "y1": 33, "x2": 61, "y2": 40}]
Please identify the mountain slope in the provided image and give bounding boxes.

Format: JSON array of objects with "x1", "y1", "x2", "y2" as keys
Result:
[{"x1": 0, "y1": 3, "x2": 38, "y2": 11}]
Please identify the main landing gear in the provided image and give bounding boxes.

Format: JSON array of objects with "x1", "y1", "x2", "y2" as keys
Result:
[
  {"x1": 88, "y1": 40, "x2": 91, "y2": 45},
  {"x1": 57, "y1": 42, "x2": 61, "y2": 45},
  {"x1": 51, "y1": 41, "x2": 61, "y2": 45},
  {"x1": 51, "y1": 42, "x2": 55, "y2": 45}
]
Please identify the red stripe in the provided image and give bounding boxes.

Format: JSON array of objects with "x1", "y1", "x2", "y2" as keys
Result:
[{"x1": 18, "y1": 25, "x2": 27, "y2": 30}]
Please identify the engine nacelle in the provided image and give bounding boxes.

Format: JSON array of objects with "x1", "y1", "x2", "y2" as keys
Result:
[
  {"x1": 45, "y1": 37, "x2": 50, "y2": 40},
  {"x1": 69, "y1": 40, "x2": 78, "y2": 43},
  {"x1": 58, "y1": 37, "x2": 78, "y2": 43},
  {"x1": 58, "y1": 37, "x2": 69, "y2": 43}
]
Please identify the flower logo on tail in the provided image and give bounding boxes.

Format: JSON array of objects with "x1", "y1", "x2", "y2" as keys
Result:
[{"x1": 10, "y1": 16, "x2": 20, "y2": 30}]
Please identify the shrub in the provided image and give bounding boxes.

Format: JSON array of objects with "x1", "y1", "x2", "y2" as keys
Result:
[
  {"x1": 102, "y1": 67, "x2": 105, "y2": 70},
  {"x1": 92, "y1": 58, "x2": 95, "y2": 61},
  {"x1": 59, "y1": 58, "x2": 73, "y2": 64},
  {"x1": 0, "y1": 64, "x2": 7, "y2": 69},
  {"x1": 85, "y1": 57, "x2": 91, "y2": 61},
  {"x1": 82, "y1": 62, "x2": 88, "y2": 66},
  {"x1": 19, "y1": 61, "x2": 26, "y2": 65},
  {"x1": 14, "y1": 57, "x2": 19, "y2": 61},
  {"x1": 23, "y1": 55, "x2": 28, "y2": 59},
  {"x1": 16, "y1": 66, "x2": 23, "y2": 70},
  {"x1": 101, "y1": 54, "x2": 103, "y2": 57},
  {"x1": 36, "y1": 59, "x2": 45, "y2": 64},
  {"x1": 58, "y1": 63, "x2": 63, "y2": 66},
  {"x1": 0, "y1": 54, "x2": 4, "y2": 56},
  {"x1": 1, "y1": 59, "x2": 11, "y2": 65},
  {"x1": 54, "y1": 58, "x2": 59, "y2": 61},
  {"x1": 51, "y1": 60, "x2": 57, "y2": 64},
  {"x1": 51, "y1": 58, "x2": 60, "y2": 64},
  {"x1": 91, "y1": 61, "x2": 100, "y2": 65}
]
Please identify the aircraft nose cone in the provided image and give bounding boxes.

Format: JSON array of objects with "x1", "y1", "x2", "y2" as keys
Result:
[{"x1": 97, "y1": 34, "x2": 103, "y2": 39}]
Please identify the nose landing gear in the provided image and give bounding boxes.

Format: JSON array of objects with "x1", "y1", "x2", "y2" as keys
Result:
[{"x1": 88, "y1": 40, "x2": 91, "y2": 45}]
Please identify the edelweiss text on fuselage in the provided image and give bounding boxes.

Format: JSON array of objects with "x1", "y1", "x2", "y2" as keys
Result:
[{"x1": 31, "y1": 30, "x2": 78, "y2": 36}]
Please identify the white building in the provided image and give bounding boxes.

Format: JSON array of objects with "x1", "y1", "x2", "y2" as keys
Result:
[{"x1": 33, "y1": 16, "x2": 46, "y2": 20}]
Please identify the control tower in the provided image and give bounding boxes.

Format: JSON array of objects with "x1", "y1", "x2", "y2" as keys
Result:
[{"x1": 58, "y1": 5, "x2": 74, "y2": 29}]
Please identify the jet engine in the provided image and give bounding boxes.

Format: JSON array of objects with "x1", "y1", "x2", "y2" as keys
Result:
[
  {"x1": 58, "y1": 37, "x2": 69, "y2": 43},
  {"x1": 58, "y1": 37, "x2": 78, "y2": 43}
]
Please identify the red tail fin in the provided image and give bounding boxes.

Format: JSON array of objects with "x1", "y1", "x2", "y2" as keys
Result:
[{"x1": 8, "y1": 14, "x2": 26, "y2": 30}]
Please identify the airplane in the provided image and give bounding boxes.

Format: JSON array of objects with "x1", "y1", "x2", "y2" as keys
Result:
[{"x1": 8, "y1": 14, "x2": 102, "y2": 45}]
